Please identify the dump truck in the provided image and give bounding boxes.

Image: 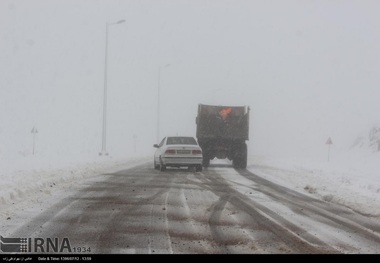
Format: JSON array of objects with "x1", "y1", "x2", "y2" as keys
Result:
[{"x1": 195, "y1": 104, "x2": 250, "y2": 168}]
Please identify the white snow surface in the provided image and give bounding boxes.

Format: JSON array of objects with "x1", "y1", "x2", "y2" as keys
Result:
[
  {"x1": 0, "y1": 154, "x2": 150, "y2": 208},
  {"x1": 248, "y1": 152, "x2": 380, "y2": 217},
  {"x1": 1, "y1": 149, "x2": 379, "y2": 223}
]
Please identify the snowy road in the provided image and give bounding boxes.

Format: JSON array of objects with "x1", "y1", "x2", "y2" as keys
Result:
[{"x1": 3, "y1": 161, "x2": 380, "y2": 254}]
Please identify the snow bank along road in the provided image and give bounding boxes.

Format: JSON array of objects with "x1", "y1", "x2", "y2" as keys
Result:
[{"x1": 2, "y1": 161, "x2": 380, "y2": 254}]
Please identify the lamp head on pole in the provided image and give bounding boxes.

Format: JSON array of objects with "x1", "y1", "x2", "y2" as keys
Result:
[{"x1": 108, "y1": 19, "x2": 126, "y2": 26}]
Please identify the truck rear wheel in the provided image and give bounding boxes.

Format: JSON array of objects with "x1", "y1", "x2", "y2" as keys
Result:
[
  {"x1": 201, "y1": 149, "x2": 210, "y2": 167},
  {"x1": 233, "y1": 143, "x2": 247, "y2": 169},
  {"x1": 202, "y1": 157, "x2": 210, "y2": 167}
]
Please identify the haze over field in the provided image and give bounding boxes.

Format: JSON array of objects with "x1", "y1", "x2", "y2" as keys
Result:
[
  {"x1": 1, "y1": 0, "x2": 379, "y2": 166},
  {"x1": 1, "y1": 3, "x2": 380, "y2": 255}
]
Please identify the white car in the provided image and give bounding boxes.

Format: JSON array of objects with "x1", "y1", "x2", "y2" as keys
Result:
[{"x1": 153, "y1": 136, "x2": 203, "y2": 172}]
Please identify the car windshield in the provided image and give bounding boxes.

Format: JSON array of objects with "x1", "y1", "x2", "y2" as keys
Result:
[{"x1": 167, "y1": 137, "x2": 197, "y2": 145}]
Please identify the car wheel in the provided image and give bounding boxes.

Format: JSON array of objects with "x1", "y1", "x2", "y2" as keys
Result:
[
  {"x1": 159, "y1": 163, "x2": 166, "y2": 172},
  {"x1": 159, "y1": 157, "x2": 166, "y2": 172},
  {"x1": 154, "y1": 159, "x2": 159, "y2": 169},
  {"x1": 195, "y1": 165, "x2": 203, "y2": 172}
]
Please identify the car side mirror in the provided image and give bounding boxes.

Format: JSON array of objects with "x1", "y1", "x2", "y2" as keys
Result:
[{"x1": 153, "y1": 144, "x2": 159, "y2": 148}]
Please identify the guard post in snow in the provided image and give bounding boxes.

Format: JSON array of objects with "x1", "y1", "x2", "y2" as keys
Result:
[{"x1": 326, "y1": 137, "x2": 333, "y2": 162}]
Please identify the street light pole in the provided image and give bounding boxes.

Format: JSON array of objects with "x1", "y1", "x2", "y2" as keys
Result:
[
  {"x1": 157, "y1": 64, "x2": 170, "y2": 143},
  {"x1": 100, "y1": 19, "x2": 125, "y2": 156}
]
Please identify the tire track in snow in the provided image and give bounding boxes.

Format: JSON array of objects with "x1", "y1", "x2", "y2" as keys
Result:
[
  {"x1": 197, "y1": 166, "x2": 339, "y2": 253},
  {"x1": 163, "y1": 191, "x2": 174, "y2": 254},
  {"x1": 236, "y1": 168, "x2": 380, "y2": 253}
]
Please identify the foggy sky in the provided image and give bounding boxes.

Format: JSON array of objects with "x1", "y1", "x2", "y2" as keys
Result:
[{"x1": 1, "y1": 0, "x2": 380, "y2": 161}]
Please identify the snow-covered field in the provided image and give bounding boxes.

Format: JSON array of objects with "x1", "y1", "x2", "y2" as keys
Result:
[
  {"x1": 1, "y1": 148, "x2": 379, "y2": 224},
  {"x1": 249, "y1": 152, "x2": 380, "y2": 218},
  {"x1": 0, "y1": 154, "x2": 151, "y2": 207}
]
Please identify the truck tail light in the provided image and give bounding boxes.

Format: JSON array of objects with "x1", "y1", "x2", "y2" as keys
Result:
[
  {"x1": 192, "y1": 150, "x2": 202, "y2": 155},
  {"x1": 165, "y1": 149, "x2": 176, "y2": 154}
]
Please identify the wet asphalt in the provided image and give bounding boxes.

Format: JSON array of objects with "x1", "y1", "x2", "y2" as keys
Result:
[{"x1": 7, "y1": 162, "x2": 380, "y2": 254}]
